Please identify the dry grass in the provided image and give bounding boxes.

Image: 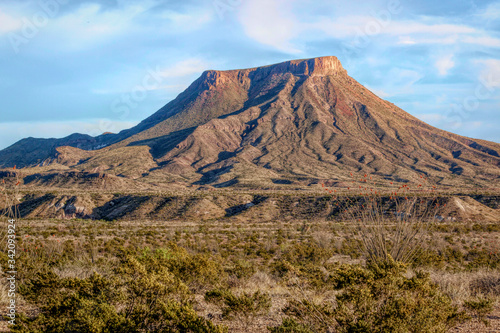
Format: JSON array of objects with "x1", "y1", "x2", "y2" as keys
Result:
[
  {"x1": 0, "y1": 173, "x2": 498, "y2": 332},
  {"x1": 429, "y1": 269, "x2": 500, "y2": 303}
]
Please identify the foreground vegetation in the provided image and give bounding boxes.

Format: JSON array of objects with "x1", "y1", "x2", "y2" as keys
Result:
[
  {"x1": 0, "y1": 170, "x2": 498, "y2": 331},
  {"x1": 0, "y1": 212, "x2": 498, "y2": 332}
]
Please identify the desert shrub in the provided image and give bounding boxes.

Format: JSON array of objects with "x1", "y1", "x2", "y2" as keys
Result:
[
  {"x1": 13, "y1": 272, "x2": 126, "y2": 332},
  {"x1": 271, "y1": 258, "x2": 333, "y2": 289},
  {"x1": 465, "y1": 249, "x2": 500, "y2": 269},
  {"x1": 272, "y1": 258, "x2": 467, "y2": 333},
  {"x1": 137, "y1": 244, "x2": 225, "y2": 291},
  {"x1": 124, "y1": 298, "x2": 227, "y2": 333},
  {"x1": 333, "y1": 260, "x2": 465, "y2": 332},
  {"x1": 13, "y1": 293, "x2": 127, "y2": 332},
  {"x1": 336, "y1": 238, "x2": 363, "y2": 258},
  {"x1": 268, "y1": 318, "x2": 314, "y2": 333},
  {"x1": 281, "y1": 241, "x2": 332, "y2": 266},
  {"x1": 280, "y1": 299, "x2": 336, "y2": 332},
  {"x1": 13, "y1": 254, "x2": 226, "y2": 333},
  {"x1": 18, "y1": 270, "x2": 72, "y2": 302},
  {"x1": 463, "y1": 297, "x2": 494, "y2": 325},
  {"x1": 271, "y1": 259, "x2": 298, "y2": 279},
  {"x1": 413, "y1": 248, "x2": 445, "y2": 268},
  {"x1": 472, "y1": 223, "x2": 500, "y2": 232},
  {"x1": 329, "y1": 264, "x2": 373, "y2": 289},
  {"x1": 300, "y1": 265, "x2": 331, "y2": 289},
  {"x1": 227, "y1": 259, "x2": 256, "y2": 280},
  {"x1": 330, "y1": 184, "x2": 442, "y2": 264},
  {"x1": 205, "y1": 289, "x2": 271, "y2": 329},
  {"x1": 470, "y1": 274, "x2": 500, "y2": 296}
]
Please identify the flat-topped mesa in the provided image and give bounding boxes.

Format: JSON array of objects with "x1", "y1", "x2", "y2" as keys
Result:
[
  {"x1": 198, "y1": 56, "x2": 347, "y2": 88},
  {"x1": 269, "y1": 56, "x2": 347, "y2": 77}
]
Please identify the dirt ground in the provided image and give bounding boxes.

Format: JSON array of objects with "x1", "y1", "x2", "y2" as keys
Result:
[{"x1": 451, "y1": 304, "x2": 500, "y2": 332}]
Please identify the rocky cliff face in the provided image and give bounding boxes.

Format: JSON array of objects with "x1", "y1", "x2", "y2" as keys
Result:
[{"x1": 1, "y1": 57, "x2": 499, "y2": 189}]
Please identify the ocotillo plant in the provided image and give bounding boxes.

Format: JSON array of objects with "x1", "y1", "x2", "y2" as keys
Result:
[
  {"x1": 323, "y1": 173, "x2": 443, "y2": 263},
  {"x1": 0, "y1": 166, "x2": 21, "y2": 220}
]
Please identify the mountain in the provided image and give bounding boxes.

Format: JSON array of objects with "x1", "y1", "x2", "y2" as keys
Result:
[{"x1": 1, "y1": 56, "x2": 500, "y2": 189}]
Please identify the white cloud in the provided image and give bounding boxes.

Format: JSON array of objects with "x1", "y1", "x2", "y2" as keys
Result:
[
  {"x1": 365, "y1": 85, "x2": 391, "y2": 98},
  {"x1": 476, "y1": 2, "x2": 500, "y2": 21},
  {"x1": 12, "y1": 1, "x2": 212, "y2": 53},
  {"x1": 396, "y1": 35, "x2": 459, "y2": 45},
  {"x1": 158, "y1": 58, "x2": 210, "y2": 78},
  {"x1": 157, "y1": 10, "x2": 214, "y2": 32},
  {"x1": 385, "y1": 68, "x2": 424, "y2": 94},
  {"x1": 45, "y1": 3, "x2": 149, "y2": 51},
  {"x1": 397, "y1": 36, "x2": 417, "y2": 45},
  {"x1": 237, "y1": 3, "x2": 499, "y2": 53},
  {"x1": 435, "y1": 54, "x2": 455, "y2": 76},
  {"x1": 395, "y1": 34, "x2": 500, "y2": 47},
  {"x1": 327, "y1": 17, "x2": 497, "y2": 48},
  {"x1": 90, "y1": 58, "x2": 211, "y2": 96},
  {"x1": 435, "y1": 94, "x2": 448, "y2": 104},
  {"x1": 384, "y1": 22, "x2": 476, "y2": 35},
  {"x1": 463, "y1": 36, "x2": 500, "y2": 47},
  {"x1": 476, "y1": 59, "x2": 500, "y2": 89},
  {"x1": 313, "y1": 16, "x2": 477, "y2": 39},
  {"x1": 0, "y1": 9, "x2": 21, "y2": 34},
  {"x1": 416, "y1": 113, "x2": 447, "y2": 122},
  {"x1": 471, "y1": 121, "x2": 483, "y2": 129},
  {"x1": 0, "y1": 119, "x2": 139, "y2": 150},
  {"x1": 238, "y1": 0, "x2": 302, "y2": 54}
]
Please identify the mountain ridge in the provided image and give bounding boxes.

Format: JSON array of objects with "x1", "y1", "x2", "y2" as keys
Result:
[{"x1": 1, "y1": 56, "x2": 499, "y2": 190}]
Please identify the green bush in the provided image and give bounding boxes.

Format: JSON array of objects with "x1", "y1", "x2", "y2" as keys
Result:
[
  {"x1": 465, "y1": 249, "x2": 499, "y2": 269},
  {"x1": 268, "y1": 318, "x2": 314, "y2": 333},
  {"x1": 12, "y1": 254, "x2": 226, "y2": 333},
  {"x1": 271, "y1": 260, "x2": 298, "y2": 278},
  {"x1": 14, "y1": 273, "x2": 126, "y2": 333},
  {"x1": 227, "y1": 259, "x2": 256, "y2": 279},
  {"x1": 329, "y1": 264, "x2": 373, "y2": 289},
  {"x1": 281, "y1": 241, "x2": 332, "y2": 266},
  {"x1": 333, "y1": 265, "x2": 464, "y2": 332},
  {"x1": 205, "y1": 289, "x2": 271, "y2": 329},
  {"x1": 147, "y1": 244, "x2": 226, "y2": 291},
  {"x1": 463, "y1": 297, "x2": 494, "y2": 325},
  {"x1": 272, "y1": 257, "x2": 467, "y2": 333}
]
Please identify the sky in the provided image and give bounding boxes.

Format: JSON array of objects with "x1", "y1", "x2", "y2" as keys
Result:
[{"x1": 0, "y1": 0, "x2": 499, "y2": 150}]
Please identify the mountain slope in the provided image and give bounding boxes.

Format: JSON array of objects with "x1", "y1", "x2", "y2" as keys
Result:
[
  {"x1": 1, "y1": 56, "x2": 499, "y2": 189},
  {"x1": 133, "y1": 57, "x2": 500, "y2": 187}
]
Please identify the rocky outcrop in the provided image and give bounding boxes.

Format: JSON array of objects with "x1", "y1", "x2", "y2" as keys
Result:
[{"x1": 10, "y1": 192, "x2": 500, "y2": 222}]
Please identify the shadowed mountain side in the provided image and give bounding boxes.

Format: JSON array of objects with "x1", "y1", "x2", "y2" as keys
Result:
[
  {"x1": 0, "y1": 133, "x2": 117, "y2": 168},
  {"x1": 6, "y1": 192, "x2": 500, "y2": 222},
  {"x1": 22, "y1": 171, "x2": 149, "y2": 190}
]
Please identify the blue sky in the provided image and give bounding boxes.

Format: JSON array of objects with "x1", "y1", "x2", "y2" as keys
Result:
[{"x1": 0, "y1": 0, "x2": 499, "y2": 150}]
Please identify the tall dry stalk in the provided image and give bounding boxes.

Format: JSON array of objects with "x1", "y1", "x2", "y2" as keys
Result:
[
  {"x1": 0, "y1": 167, "x2": 21, "y2": 220},
  {"x1": 325, "y1": 173, "x2": 442, "y2": 263},
  {"x1": 1, "y1": 168, "x2": 22, "y2": 255}
]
